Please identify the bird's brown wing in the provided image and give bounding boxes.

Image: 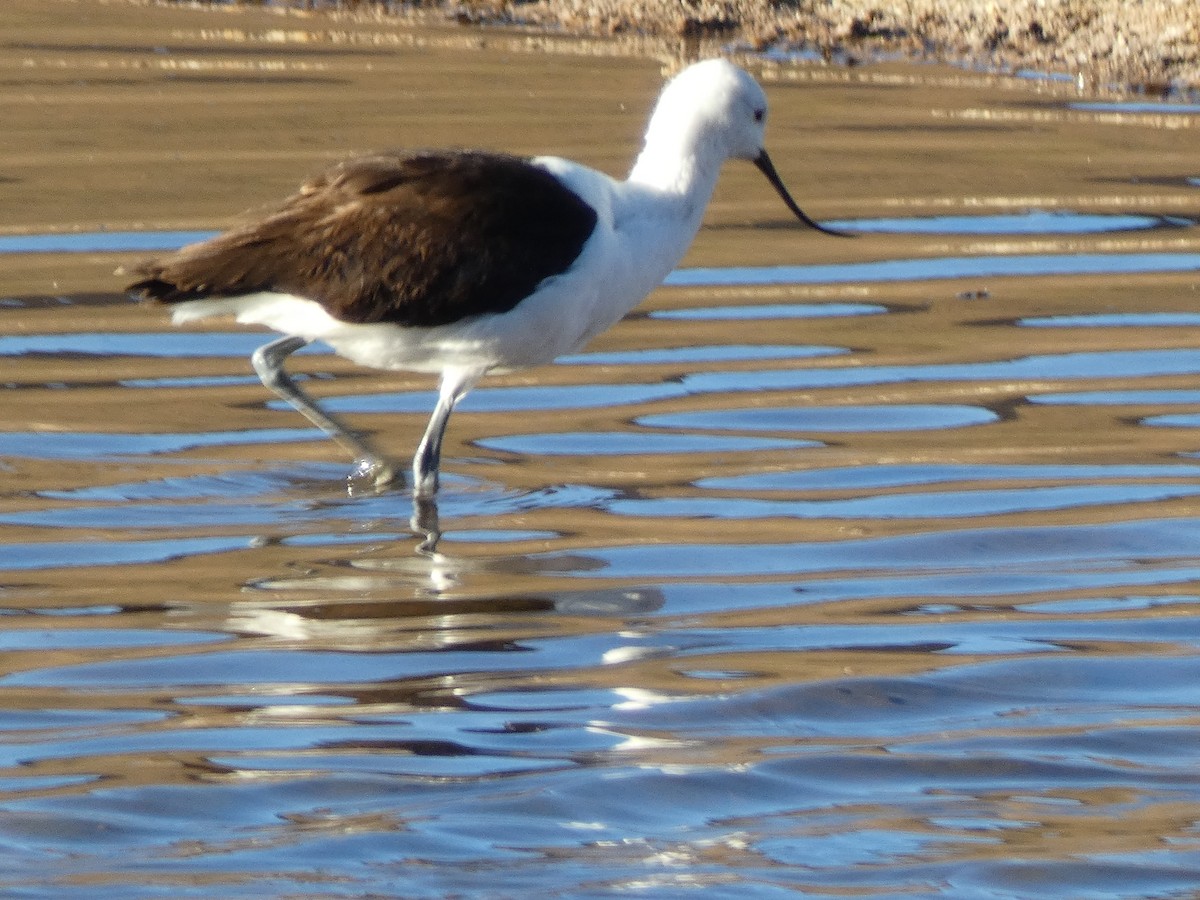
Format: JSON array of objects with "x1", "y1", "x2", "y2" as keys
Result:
[{"x1": 128, "y1": 151, "x2": 598, "y2": 328}]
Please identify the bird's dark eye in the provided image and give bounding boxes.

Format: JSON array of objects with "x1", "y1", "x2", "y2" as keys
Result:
[{"x1": 753, "y1": 108, "x2": 765, "y2": 123}]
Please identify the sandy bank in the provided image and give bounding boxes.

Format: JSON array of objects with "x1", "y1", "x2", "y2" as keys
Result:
[
  {"x1": 478, "y1": 0, "x2": 1200, "y2": 95},
  {"x1": 163, "y1": 0, "x2": 1197, "y2": 95}
]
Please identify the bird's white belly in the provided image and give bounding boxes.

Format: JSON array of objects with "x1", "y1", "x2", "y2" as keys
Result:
[{"x1": 167, "y1": 217, "x2": 667, "y2": 376}]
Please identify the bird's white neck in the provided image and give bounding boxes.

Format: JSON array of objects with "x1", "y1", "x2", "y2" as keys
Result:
[{"x1": 626, "y1": 111, "x2": 726, "y2": 216}]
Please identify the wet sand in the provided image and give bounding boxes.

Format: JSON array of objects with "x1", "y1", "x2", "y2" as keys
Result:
[
  {"x1": 4, "y1": 0, "x2": 1200, "y2": 524},
  {"x1": 5, "y1": 2, "x2": 1200, "y2": 896},
  {"x1": 7, "y1": 2, "x2": 1200, "y2": 240}
]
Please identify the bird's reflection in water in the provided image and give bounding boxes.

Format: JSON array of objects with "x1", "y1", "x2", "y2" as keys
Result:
[{"x1": 229, "y1": 494, "x2": 663, "y2": 649}]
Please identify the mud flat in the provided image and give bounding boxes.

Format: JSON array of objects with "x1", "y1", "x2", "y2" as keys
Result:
[{"x1": 6, "y1": 3, "x2": 1200, "y2": 897}]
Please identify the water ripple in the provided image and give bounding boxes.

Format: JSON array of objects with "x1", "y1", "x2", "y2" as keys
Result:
[{"x1": 5, "y1": 146, "x2": 1200, "y2": 900}]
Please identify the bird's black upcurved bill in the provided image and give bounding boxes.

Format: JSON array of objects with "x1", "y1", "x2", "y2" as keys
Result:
[{"x1": 754, "y1": 151, "x2": 854, "y2": 237}]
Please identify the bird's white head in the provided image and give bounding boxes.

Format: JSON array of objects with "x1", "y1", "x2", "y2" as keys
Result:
[
  {"x1": 643, "y1": 58, "x2": 770, "y2": 164},
  {"x1": 632, "y1": 57, "x2": 851, "y2": 238}
]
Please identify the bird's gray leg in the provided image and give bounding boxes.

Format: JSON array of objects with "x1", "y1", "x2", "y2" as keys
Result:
[
  {"x1": 412, "y1": 368, "x2": 482, "y2": 498},
  {"x1": 251, "y1": 335, "x2": 400, "y2": 489},
  {"x1": 410, "y1": 493, "x2": 442, "y2": 555},
  {"x1": 412, "y1": 394, "x2": 455, "y2": 499}
]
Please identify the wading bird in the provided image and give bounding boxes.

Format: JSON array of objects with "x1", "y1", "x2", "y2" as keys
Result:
[{"x1": 129, "y1": 58, "x2": 848, "y2": 499}]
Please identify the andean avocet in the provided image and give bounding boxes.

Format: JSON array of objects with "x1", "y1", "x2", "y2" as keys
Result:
[{"x1": 129, "y1": 58, "x2": 849, "y2": 498}]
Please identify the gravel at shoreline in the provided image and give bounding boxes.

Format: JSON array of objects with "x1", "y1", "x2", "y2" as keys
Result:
[
  {"x1": 147, "y1": 1, "x2": 1200, "y2": 96},
  {"x1": 468, "y1": 0, "x2": 1200, "y2": 96}
]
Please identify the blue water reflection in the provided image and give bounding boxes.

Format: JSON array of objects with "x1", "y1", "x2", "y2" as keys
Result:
[
  {"x1": 825, "y1": 210, "x2": 1187, "y2": 234},
  {"x1": 0, "y1": 231, "x2": 216, "y2": 254},
  {"x1": 667, "y1": 254, "x2": 1200, "y2": 287},
  {"x1": 6, "y1": 204, "x2": 1200, "y2": 900}
]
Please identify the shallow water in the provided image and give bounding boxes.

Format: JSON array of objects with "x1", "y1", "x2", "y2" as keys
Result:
[{"x1": 4, "y1": 3, "x2": 1200, "y2": 897}]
